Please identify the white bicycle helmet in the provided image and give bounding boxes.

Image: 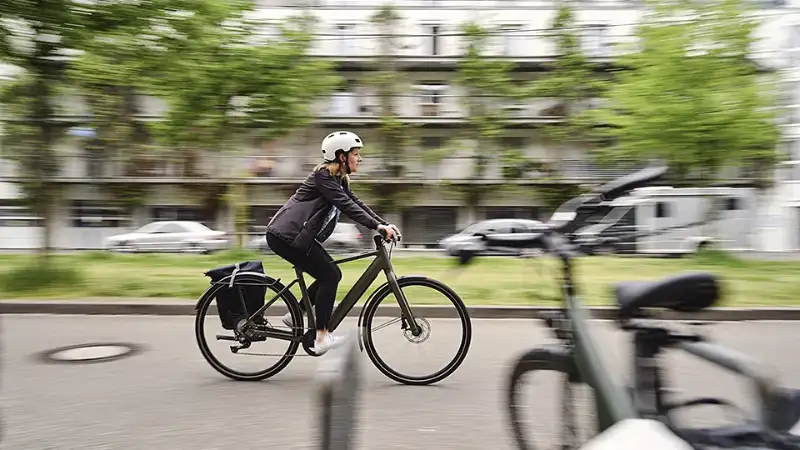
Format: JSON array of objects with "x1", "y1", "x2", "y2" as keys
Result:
[{"x1": 321, "y1": 131, "x2": 363, "y2": 162}]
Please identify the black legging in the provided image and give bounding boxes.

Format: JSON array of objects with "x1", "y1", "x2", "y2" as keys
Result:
[{"x1": 266, "y1": 232, "x2": 342, "y2": 331}]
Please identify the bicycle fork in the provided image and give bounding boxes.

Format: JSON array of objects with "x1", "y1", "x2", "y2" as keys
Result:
[{"x1": 385, "y1": 269, "x2": 423, "y2": 337}]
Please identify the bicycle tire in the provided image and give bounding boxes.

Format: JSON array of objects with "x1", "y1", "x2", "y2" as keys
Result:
[
  {"x1": 195, "y1": 273, "x2": 304, "y2": 381},
  {"x1": 506, "y1": 347, "x2": 587, "y2": 450},
  {"x1": 360, "y1": 276, "x2": 472, "y2": 386}
]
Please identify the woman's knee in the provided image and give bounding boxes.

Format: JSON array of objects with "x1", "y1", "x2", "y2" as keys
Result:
[{"x1": 321, "y1": 264, "x2": 342, "y2": 285}]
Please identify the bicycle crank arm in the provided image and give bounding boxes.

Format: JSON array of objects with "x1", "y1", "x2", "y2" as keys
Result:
[{"x1": 216, "y1": 334, "x2": 237, "y2": 341}]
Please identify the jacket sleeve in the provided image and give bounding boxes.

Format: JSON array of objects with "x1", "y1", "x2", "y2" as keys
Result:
[
  {"x1": 344, "y1": 182, "x2": 389, "y2": 226},
  {"x1": 313, "y1": 170, "x2": 381, "y2": 230}
]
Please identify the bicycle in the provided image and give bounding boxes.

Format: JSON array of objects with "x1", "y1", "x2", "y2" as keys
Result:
[
  {"x1": 500, "y1": 166, "x2": 800, "y2": 449},
  {"x1": 194, "y1": 228, "x2": 473, "y2": 386}
]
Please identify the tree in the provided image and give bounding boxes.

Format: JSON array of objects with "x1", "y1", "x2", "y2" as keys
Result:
[
  {"x1": 147, "y1": 2, "x2": 340, "y2": 240},
  {"x1": 359, "y1": 4, "x2": 423, "y2": 214},
  {"x1": 527, "y1": 5, "x2": 609, "y2": 146},
  {"x1": 66, "y1": 1, "x2": 173, "y2": 210},
  {"x1": 588, "y1": 0, "x2": 781, "y2": 185},
  {"x1": 367, "y1": 4, "x2": 417, "y2": 179},
  {"x1": 451, "y1": 22, "x2": 525, "y2": 205},
  {"x1": 0, "y1": 1, "x2": 90, "y2": 262}
]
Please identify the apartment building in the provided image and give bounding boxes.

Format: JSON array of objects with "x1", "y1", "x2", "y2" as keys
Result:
[{"x1": 0, "y1": 0, "x2": 798, "y2": 250}]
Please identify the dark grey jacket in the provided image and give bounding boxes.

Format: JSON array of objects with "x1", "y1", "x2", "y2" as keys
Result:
[{"x1": 266, "y1": 169, "x2": 388, "y2": 254}]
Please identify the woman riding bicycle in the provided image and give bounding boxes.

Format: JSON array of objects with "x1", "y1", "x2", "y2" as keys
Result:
[{"x1": 266, "y1": 131, "x2": 399, "y2": 355}]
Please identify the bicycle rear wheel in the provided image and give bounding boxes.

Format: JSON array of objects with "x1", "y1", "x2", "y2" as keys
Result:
[
  {"x1": 195, "y1": 273, "x2": 304, "y2": 381},
  {"x1": 360, "y1": 276, "x2": 471, "y2": 386}
]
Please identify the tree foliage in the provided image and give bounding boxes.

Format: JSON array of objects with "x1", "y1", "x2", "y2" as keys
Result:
[
  {"x1": 367, "y1": 4, "x2": 417, "y2": 178},
  {"x1": 1, "y1": 1, "x2": 103, "y2": 259},
  {"x1": 149, "y1": 3, "x2": 339, "y2": 153},
  {"x1": 455, "y1": 22, "x2": 518, "y2": 178},
  {"x1": 528, "y1": 5, "x2": 608, "y2": 144},
  {"x1": 452, "y1": 22, "x2": 540, "y2": 206},
  {"x1": 587, "y1": 0, "x2": 781, "y2": 185},
  {"x1": 67, "y1": 0, "x2": 173, "y2": 209},
  {"x1": 2, "y1": 0, "x2": 341, "y2": 251}
]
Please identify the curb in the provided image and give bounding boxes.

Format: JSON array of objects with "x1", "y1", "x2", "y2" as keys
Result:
[{"x1": 2, "y1": 301, "x2": 800, "y2": 321}]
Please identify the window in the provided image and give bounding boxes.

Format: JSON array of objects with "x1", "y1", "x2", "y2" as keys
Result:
[
  {"x1": 150, "y1": 206, "x2": 214, "y2": 227},
  {"x1": 487, "y1": 221, "x2": 513, "y2": 234},
  {"x1": 84, "y1": 147, "x2": 104, "y2": 178},
  {"x1": 724, "y1": 197, "x2": 741, "y2": 211},
  {"x1": 498, "y1": 24, "x2": 524, "y2": 56},
  {"x1": 582, "y1": 24, "x2": 610, "y2": 57},
  {"x1": 417, "y1": 82, "x2": 446, "y2": 116},
  {"x1": 418, "y1": 82, "x2": 446, "y2": 102},
  {"x1": 423, "y1": 24, "x2": 442, "y2": 56},
  {"x1": 501, "y1": 137, "x2": 525, "y2": 150},
  {"x1": 335, "y1": 23, "x2": 357, "y2": 56},
  {"x1": 159, "y1": 223, "x2": 188, "y2": 234},
  {"x1": 136, "y1": 222, "x2": 166, "y2": 233},
  {"x1": 421, "y1": 137, "x2": 444, "y2": 149},
  {"x1": 0, "y1": 200, "x2": 43, "y2": 227},
  {"x1": 70, "y1": 201, "x2": 132, "y2": 228},
  {"x1": 787, "y1": 23, "x2": 800, "y2": 70},
  {"x1": 655, "y1": 202, "x2": 670, "y2": 218}
]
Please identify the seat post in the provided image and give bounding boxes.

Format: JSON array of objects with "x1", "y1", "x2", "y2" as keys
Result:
[{"x1": 632, "y1": 327, "x2": 669, "y2": 419}]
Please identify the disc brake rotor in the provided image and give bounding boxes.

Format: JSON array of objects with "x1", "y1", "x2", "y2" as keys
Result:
[{"x1": 403, "y1": 317, "x2": 431, "y2": 343}]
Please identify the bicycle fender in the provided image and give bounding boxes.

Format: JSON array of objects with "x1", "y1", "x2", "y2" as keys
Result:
[{"x1": 357, "y1": 275, "x2": 431, "y2": 352}]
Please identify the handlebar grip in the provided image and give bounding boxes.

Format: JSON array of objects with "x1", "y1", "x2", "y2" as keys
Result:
[{"x1": 377, "y1": 226, "x2": 401, "y2": 242}]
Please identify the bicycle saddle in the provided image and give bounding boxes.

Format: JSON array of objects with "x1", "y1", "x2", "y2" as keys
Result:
[{"x1": 614, "y1": 272, "x2": 720, "y2": 320}]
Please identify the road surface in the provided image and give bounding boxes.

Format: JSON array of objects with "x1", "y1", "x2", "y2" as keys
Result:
[{"x1": 2, "y1": 315, "x2": 799, "y2": 450}]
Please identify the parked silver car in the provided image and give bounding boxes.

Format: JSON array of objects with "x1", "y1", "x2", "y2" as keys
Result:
[
  {"x1": 438, "y1": 218, "x2": 545, "y2": 257},
  {"x1": 104, "y1": 221, "x2": 230, "y2": 254},
  {"x1": 248, "y1": 222, "x2": 364, "y2": 253}
]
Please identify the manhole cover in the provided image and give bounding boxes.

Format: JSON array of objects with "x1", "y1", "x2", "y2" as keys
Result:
[{"x1": 37, "y1": 342, "x2": 144, "y2": 365}]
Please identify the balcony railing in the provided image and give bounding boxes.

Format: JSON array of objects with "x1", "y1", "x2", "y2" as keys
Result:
[
  {"x1": 0, "y1": 153, "x2": 648, "y2": 183},
  {"x1": 304, "y1": 30, "x2": 622, "y2": 60},
  {"x1": 312, "y1": 93, "x2": 577, "y2": 121}
]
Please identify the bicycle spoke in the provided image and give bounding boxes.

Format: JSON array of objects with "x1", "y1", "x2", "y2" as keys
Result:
[{"x1": 370, "y1": 317, "x2": 402, "y2": 333}]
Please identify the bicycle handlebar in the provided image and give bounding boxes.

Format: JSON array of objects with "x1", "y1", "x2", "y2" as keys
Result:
[{"x1": 377, "y1": 225, "x2": 402, "y2": 243}]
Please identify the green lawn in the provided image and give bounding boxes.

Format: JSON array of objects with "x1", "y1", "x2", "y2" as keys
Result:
[{"x1": 0, "y1": 249, "x2": 798, "y2": 307}]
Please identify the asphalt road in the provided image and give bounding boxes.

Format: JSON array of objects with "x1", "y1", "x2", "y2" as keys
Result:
[{"x1": 2, "y1": 315, "x2": 800, "y2": 450}]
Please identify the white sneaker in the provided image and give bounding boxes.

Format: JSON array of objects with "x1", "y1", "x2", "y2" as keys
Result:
[
  {"x1": 314, "y1": 333, "x2": 344, "y2": 355},
  {"x1": 281, "y1": 312, "x2": 294, "y2": 328}
]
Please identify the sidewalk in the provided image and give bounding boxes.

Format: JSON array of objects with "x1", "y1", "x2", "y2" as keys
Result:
[{"x1": 1, "y1": 297, "x2": 800, "y2": 321}]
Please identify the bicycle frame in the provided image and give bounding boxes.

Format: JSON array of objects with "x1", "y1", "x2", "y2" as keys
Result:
[
  {"x1": 625, "y1": 322, "x2": 784, "y2": 429},
  {"x1": 547, "y1": 239, "x2": 638, "y2": 432},
  {"x1": 247, "y1": 234, "x2": 421, "y2": 338}
]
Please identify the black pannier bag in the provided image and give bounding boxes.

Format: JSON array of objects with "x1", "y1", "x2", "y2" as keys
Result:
[{"x1": 205, "y1": 260, "x2": 267, "y2": 330}]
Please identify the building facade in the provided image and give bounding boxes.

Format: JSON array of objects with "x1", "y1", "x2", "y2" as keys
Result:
[{"x1": 0, "y1": 0, "x2": 799, "y2": 250}]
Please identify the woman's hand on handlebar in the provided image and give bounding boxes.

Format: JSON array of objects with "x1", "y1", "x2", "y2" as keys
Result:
[{"x1": 377, "y1": 224, "x2": 400, "y2": 242}]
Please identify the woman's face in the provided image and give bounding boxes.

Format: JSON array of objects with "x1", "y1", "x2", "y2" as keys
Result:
[{"x1": 343, "y1": 148, "x2": 362, "y2": 173}]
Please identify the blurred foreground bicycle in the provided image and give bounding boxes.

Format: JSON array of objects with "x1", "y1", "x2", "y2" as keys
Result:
[{"x1": 496, "y1": 166, "x2": 800, "y2": 449}]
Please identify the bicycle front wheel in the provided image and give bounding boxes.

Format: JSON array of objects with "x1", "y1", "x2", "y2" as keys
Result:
[
  {"x1": 507, "y1": 348, "x2": 597, "y2": 450},
  {"x1": 360, "y1": 276, "x2": 472, "y2": 386}
]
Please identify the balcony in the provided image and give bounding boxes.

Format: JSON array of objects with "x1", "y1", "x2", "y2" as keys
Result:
[
  {"x1": 0, "y1": 152, "x2": 754, "y2": 185},
  {"x1": 305, "y1": 29, "x2": 622, "y2": 69},
  {"x1": 312, "y1": 93, "x2": 570, "y2": 125}
]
